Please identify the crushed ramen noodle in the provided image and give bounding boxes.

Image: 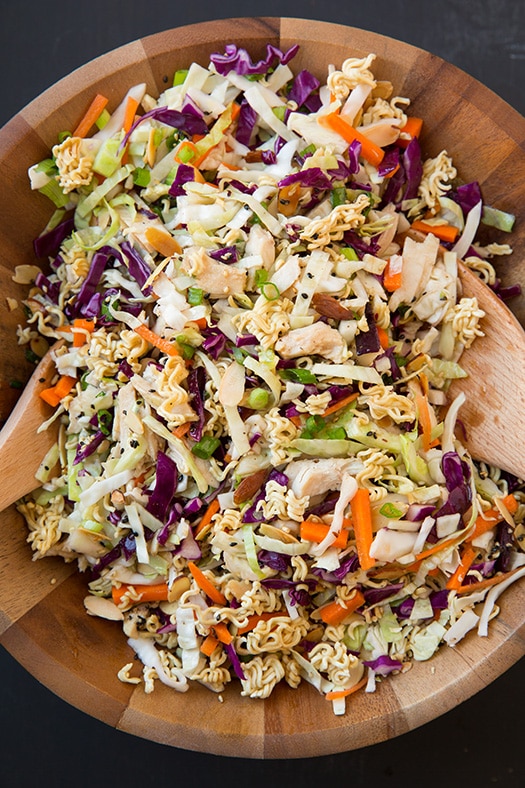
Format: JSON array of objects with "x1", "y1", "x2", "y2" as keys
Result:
[{"x1": 17, "y1": 42, "x2": 524, "y2": 717}]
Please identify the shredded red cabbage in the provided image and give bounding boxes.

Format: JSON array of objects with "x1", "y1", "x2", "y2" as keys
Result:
[
  {"x1": 278, "y1": 167, "x2": 332, "y2": 191},
  {"x1": 187, "y1": 366, "x2": 206, "y2": 441},
  {"x1": 235, "y1": 99, "x2": 257, "y2": 146},
  {"x1": 224, "y1": 642, "x2": 246, "y2": 680},
  {"x1": 208, "y1": 246, "x2": 239, "y2": 263},
  {"x1": 120, "y1": 240, "x2": 152, "y2": 289},
  {"x1": 121, "y1": 107, "x2": 208, "y2": 150},
  {"x1": 146, "y1": 451, "x2": 178, "y2": 521},
  {"x1": 363, "y1": 655, "x2": 402, "y2": 675},
  {"x1": 209, "y1": 43, "x2": 299, "y2": 77},
  {"x1": 287, "y1": 69, "x2": 320, "y2": 109},
  {"x1": 33, "y1": 216, "x2": 75, "y2": 259},
  {"x1": 355, "y1": 302, "x2": 381, "y2": 355},
  {"x1": 168, "y1": 163, "x2": 195, "y2": 197}
]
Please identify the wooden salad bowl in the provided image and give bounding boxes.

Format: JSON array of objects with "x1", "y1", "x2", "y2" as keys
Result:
[{"x1": 0, "y1": 17, "x2": 524, "y2": 758}]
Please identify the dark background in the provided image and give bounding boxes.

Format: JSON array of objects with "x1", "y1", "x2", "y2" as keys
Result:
[{"x1": 0, "y1": 1, "x2": 524, "y2": 786}]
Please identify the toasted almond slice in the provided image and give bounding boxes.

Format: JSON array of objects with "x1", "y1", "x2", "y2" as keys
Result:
[
  {"x1": 311, "y1": 292, "x2": 353, "y2": 320},
  {"x1": 233, "y1": 468, "x2": 269, "y2": 504},
  {"x1": 260, "y1": 523, "x2": 299, "y2": 544}
]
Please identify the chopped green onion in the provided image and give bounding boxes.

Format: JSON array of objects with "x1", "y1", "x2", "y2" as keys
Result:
[
  {"x1": 246, "y1": 388, "x2": 270, "y2": 410},
  {"x1": 279, "y1": 368, "x2": 318, "y2": 384},
  {"x1": 25, "y1": 348, "x2": 41, "y2": 364},
  {"x1": 35, "y1": 158, "x2": 58, "y2": 176},
  {"x1": 254, "y1": 269, "x2": 269, "y2": 287},
  {"x1": 177, "y1": 340, "x2": 195, "y2": 360},
  {"x1": 97, "y1": 409, "x2": 113, "y2": 436},
  {"x1": 272, "y1": 106, "x2": 287, "y2": 121},
  {"x1": 133, "y1": 167, "x2": 151, "y2": 187},
  {"x1": 173, "y1": 69, "x2": 188, "y2": 86},
  {"x1": 95, "y1": 108, "x2": 111, "y2": 130},
  {"x1": 8, "y1": 379, "x2": 23, "y2": 389},
  {"x1": 331, "y1": 186, "x2": 347, "y2": 208},
  {"x1": 80, "y1": 370, "x2": 90, "y2": 391},
  {"x1": 187, "y1": 286, "x2": 204, "y2": 306},
  {"x1": 191, "y1": 435, "x2": 220, "y2": 459},
  {"x1": 261, "y1": 282, "x2": 280, "y2": 301},
  {"x1": 300, "y1": 143, "x2": 316, "y2": 157},
  {"x1": 57, "y1": 130, "x2": 72, "y2": 143},
  {"x1": 341, "y1": 246, "x2": 359, "y2": 261},
  {"x1": 325, "y1": 427, "x2": 347, "y2": 440},
  {"x1": 379, "y1": 502, "x2": 404, "y2": 518},
  {"x1": 38, "y1": 179, "x2": 69, "y2": 208},
  {"x1": 177, "y1": 144, "x2": 197, "y2": 164},
  {"x1": 92, "y1": 137, "x2": 124, "y2": 178}
]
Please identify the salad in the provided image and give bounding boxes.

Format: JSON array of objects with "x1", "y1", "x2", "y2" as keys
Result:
[{"x1": 15, "y1": 42, "x2": 525, "y2": 715}]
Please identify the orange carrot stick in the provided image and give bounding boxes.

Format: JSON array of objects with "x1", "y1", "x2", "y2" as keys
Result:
[
  {"x1": 325, "y1": 676, "x2": 368, "y2": 700},
  {"x1": 236, "y1": 612, "x2": 282, "y2": 635},
  {"x1": 72, "y1": 318, "x2": 95, "y2": 348},
  {"x1": 397, "y1": 116, "x2": 423, "y2": 148},
  {"x1": 194, "y1": 498, "x2": 221, "y2": 538},
  {"x1": 39, "y1": 374, "x2": 77, "y2": 407},
  {"x1": 376, "y1": 326, "x2": 390, "y2": 350},
  {"x1": 300, "y1": 520, "x2": 349, "y2": 550},
  {"x1": 73, "y1": 93, "x2": 109, "y2": 138},
  {"x1": 446, "y1": 545, "x2": 477, "y2": 590},
  {"x1": 319, "y1": 590, "x2": 366, "y2": 625},
  {"x1": 319, "y1": 112, "x2": 385, "y2": 167},
  {"x1": 111, "y1": 582, "x2": 169, "y2": 606},
  {"x1": 322, "y1": 392, "x2": 359, "y2": 418},
  {"x1": 383, "y1": 256, "x2": 403, "y2": 292},
  {"x1": 187, "y1": 560, "x2": 227, "y2": 606},
  {"x1": 350, "y1": 488, "x2": 375, "y2": 570},
  {"x1": 410, "y1": 220, "x2": 459, "y2": 244},
  {"x1": 212, "y1": 622, "x2": 233, "y2": 645},
  {"x1": 415, "y1": 394, "x2": 432, "y2": 452},
  {"x1": 467, "y1": 494, "x2": 518, "y2": 541},
  {"x1": 122, "y1": 96, "x2": 140, "y2": 134},
  {"x1": 455, "y1": 566, "x2": 524, "y2": 595},
  {"x1": 200, "y1": 634, "x2": 220, "y2": 656},
  {"x1": 172, "y1": 422, "x2": 191, "y2": 439},
  {"x1": 134, "y1": 324, "x2": 180, "y2": 357}
]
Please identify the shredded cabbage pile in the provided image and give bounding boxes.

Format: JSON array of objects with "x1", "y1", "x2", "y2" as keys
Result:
[{"x1": 16, "y1": 43, "x2": 524, "y2": 715}]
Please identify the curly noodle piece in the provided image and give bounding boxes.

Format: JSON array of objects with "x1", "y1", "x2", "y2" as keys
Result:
[
  {"x1": 327, "y1": 54, "x2": 377, "y2": 101},
  {"x1": 359, "y1": 382, "x2": 416, "y2": 424},
  {"x1": 52, "y1": 136, "x2": 94, "y2": 193},
  {"x1": 233, "y1": 296, "x2": 292, "y2": 350},
  {"x1": 19, "y1": 496, "x2": 65, "y2": 557},
  {"x1": 240, "y1": 654, "x2": 286, "y2": 698},
  {"x1": 300, "y1": 194, "x2": 370, "y2": 250},
  {"x1": 418, "y1": 150, "x2": 457, "y2": 213},
  {"x1": 241, "y1": 616, "x2": 309, "y2": 654},
  {"x1": 444, "y1": 297, "x2": 485, "y2": 348},
  {"x1": 309, "y1": 641, "x2": 364, "y2": 687}
]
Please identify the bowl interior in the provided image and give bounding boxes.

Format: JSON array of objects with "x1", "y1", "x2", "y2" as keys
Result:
[{"x1": 0, "y1": 17, "x2": 524, "y2": 758}]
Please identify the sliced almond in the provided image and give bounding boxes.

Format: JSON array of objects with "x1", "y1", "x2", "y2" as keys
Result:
[
  {"x1": 233, "y1": 468, "x2": 269, "y2": 504},
  {"x1": 260, "y1": 523, "x2": 299, "y2": 544},
  {"x1": 168, "y1": 575, "x2": 191, "y2": 603},
  {"x1": 83, "y1": 595, "x2": 124, "y2": 621},
  {"x1": 311, "y1": 293, "x2": 353, "y2": 320}
]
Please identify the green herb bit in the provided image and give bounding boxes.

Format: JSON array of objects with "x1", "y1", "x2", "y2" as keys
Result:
[
  {"x1": 246, "y1": 388, "x2": 270, "y2": 410},
  {"x1": 279, "y1": 368, "x2": 318, "y2": 385},
  {"x1": 379, "y1": 502, "x2": 404, "y2": 519},
  {"x1": 192, "y1": 435, "x2": 221, "y2": 459},
  {"x1": 173, "y1": 69, "x2": 188, "y2": 86},
  {"x1": 187, "y1": 287, "x2": 204, "y2": 306}
]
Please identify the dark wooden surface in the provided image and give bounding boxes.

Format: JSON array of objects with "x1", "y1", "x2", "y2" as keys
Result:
[{"x1": 1, "y1": 2, "x2": 524, "y2": 785}]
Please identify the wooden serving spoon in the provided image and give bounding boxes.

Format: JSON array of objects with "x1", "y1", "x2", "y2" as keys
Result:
[{"x1": 0, "y1": 267, "x2": 523, "y2": 512}]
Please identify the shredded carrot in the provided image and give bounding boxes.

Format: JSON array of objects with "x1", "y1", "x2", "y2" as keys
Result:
[
  {"x1": 212, "y1": 622, "x2": 233, "y2": 645},
  {"x1": 383, "y1": 257, "x2": 403, "y2": 292},
  {"x1": 398, "y1": 116, "x2": 423, "y2": 147},
  {"x1": 455, "y1": 566, "x2": 523, "y2": 595},
  {"x1": 236, "y1": 612, "x2": 282, "y2": 635},
  {"x1": 319, "y1": 111, "x2": 385, "y2": 167},
  {"x1": 319, "y1": 590, "x2": 366, "y2": 626},
  {"x1": 72, "y1": 318, "x2": 95, "y2": 347},
  {"x1": 111, "y1": 582, "x2": 169, "y2": 606},
  {"x1": 325, "y1": 676, "x2": 368, "y2": 700},
  {"x1": 322, "y1": 391, "x2": 359, "y2": 418},
  {"x1": 123, "y1": 96, "x2": 139, "y2": 134},
  {"x1": 415, "y1": 394, "x2": 432, "y2": 452},
  {"x1": 467, "y1": 494, "x2": 518, "y2": 541},
  {"x1": 192, "y1": 317, "x2": 208, "y2": 331},
  {"x1": 350, "y1": 488, "x2": 375, "y2": 570},
  {"x1": 289, "y1": 415, "x2": 302, "y2": 428},
  {"x1": 194, "y1": 498, "x2": 221, "y2": 538},
  {"x1": 172, "y1": 422, "x2": 191, "y2": 439},
  {"x1": 300, "y1": 520, "x2": 348, "y2": 550},
  {"x1": 383, "y1": 163, "x2": 401, "y2": 179},
  {"x1": 39, "y1": 374, "x2": 77, "y2": 407},
  {"x1": 412, "y1": 534, "x2": 462, "y2": 564},
  {"x1": 187, "y1": 560, "x2": 227, "y2": 606},
  {"x1": 410, "y1": 220, "x2": 459, "y2": 244},
  {"x1": 134, "y1": 324, "x2": 180, "y2": 357},
  {"x1": 376, "y1": 326, "x2": 390, "y2": 350},
  {"x1": 144, "y1": 225, "x2": 182, "y2": 257},
  {"x1": 200, "y1": 634, "x2": 219, "y2": 656},
  {"x1": 446, "y1": 545, "x2": 477, "y2": 590},
  {"x1": 73, "y1": 93, "x2": 109, "y2": 138}
]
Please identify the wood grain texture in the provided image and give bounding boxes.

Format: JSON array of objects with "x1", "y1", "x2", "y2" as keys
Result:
[{"x1": 0, "y1": 17, "x2": 523, "y2": 759}]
